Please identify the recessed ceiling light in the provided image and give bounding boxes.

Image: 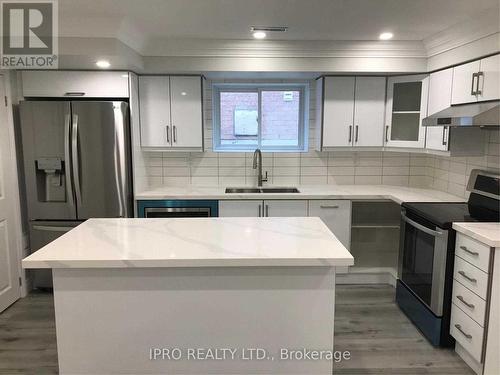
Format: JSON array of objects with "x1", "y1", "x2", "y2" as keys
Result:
[
  {"x1": 96, "y1": 60, "x2": 111, "y2": 68},
  {"x1": 379, "y1": 32, "x2": 393, "y2": 40},
  {"x1": 253, "y1": 31, "x2": 267, "y2": 39}
]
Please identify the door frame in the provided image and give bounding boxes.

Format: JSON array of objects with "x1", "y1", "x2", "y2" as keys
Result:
[{"x1": 0, "y1": 71, "x2": 26, "y2": 301}]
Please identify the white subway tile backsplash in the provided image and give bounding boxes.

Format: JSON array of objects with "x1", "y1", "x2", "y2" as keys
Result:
[{"x1": 135, "y1": 80, "x2": 498, "y2": 195}]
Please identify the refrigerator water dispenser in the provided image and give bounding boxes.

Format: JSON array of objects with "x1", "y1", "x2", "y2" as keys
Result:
[{"x1": 35, "y1": 157, "x2": 66, "y2": 202}]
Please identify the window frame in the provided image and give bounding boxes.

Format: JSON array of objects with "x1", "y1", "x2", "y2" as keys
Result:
[{"x1": 212, "y1": 83, "x2": 309, "y2": 152}]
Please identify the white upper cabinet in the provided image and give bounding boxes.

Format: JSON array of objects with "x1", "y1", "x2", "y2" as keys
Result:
[
  {"x1": 452, "y1": 54, "x2": 499, "y2": 104},
  {"x1": 321, "y1": 77, "x2": 356, "y2": 147},
  {"x1": 139, "y1": 76, "x2": 171, "y2": 148},
  {"x1": 385, "y1": 75, "x2": 428, "y2": 148},
  {"x1": 353, "y1": 77, "x2": 386, "y2": 147},
  {"x1": 426, "y1": 68, "x2": 453, "y2": 151},
  {"x1": 22, "y1": 71, "x2": 129, "y2": 98},
  {"x1": 318, "y1": 76, "x2": 385, "y2": 149},
  {"x1": 169, "y1": 77, "x2": 203, "y2": 149},
  {"x1": 139, "y1": 76, "x2": 203, "y2": 150},
  {"x1": 478, "y1": 54, "x2": 500, "y2": 102},
  {"x1": 452, "y1": 60, "x2": 481, "y2": 104}
]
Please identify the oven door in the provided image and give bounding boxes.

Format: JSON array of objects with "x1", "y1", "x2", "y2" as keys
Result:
[{"x1": 398, "y1": 209, "x2": 449, "y2": 316}]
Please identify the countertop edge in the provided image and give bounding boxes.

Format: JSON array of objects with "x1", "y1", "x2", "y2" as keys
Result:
[
  {"x1": 22, "y1": 257, "x2": 355, "y2": 269},
  {"x1": 453, "y1": 223, "x2": 500, "y2": 248}
]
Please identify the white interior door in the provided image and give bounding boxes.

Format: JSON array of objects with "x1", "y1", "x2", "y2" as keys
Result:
[
  {"x1": 0, "y1": 75, "x2": 21, "y2": 312},
  {"x1": 353, "y1": 77, "x2": 386, "y2": 147},
  {"x1": 170, "y1": 76, "x2": 203, "y2": 148},
  {"x1": 139, "y1": 76, "x2": 171, "y2": 148},
  {"x1": 322, "y1": 77, "x2": 355, "y2": 147}
]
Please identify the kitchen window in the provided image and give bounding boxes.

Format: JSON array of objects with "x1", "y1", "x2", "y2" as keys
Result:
[{"x1": 212, "y1": 83, "x2": 309, "y2": 152}]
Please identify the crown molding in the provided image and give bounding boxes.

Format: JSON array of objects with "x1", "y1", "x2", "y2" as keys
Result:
[
  {"x1": 423, "y1": 8, "x2": 499, "y2": 57},
  {"x1": 140, "y1": 39, "x2": 427, "y2": 59}
]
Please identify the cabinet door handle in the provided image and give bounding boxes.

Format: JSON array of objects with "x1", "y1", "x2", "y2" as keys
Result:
[
  {"x1": 458, "y1": 270, "x2": 477, "y2": 283},
  {"x1": 64, "y1": 92, "x2": 85, "y2": 96},
  {"x1": 173, "y1": 125, "x2": 177, "y2": 143},
  {"x1": 265, "y1": 204, "x2": 269, "y2": 217},
  {"x1": 258, "y1": 204, "x2": 261, "y2": 217},
  {"x1": 348, "y1": 125, "x2": 352, "y2": 143},
  {"x1": 476, "y1": 71, "x2": 484, "y2": 96},
  {"x1": 166, "y1": 126, "x2": 170, "y2": 143},
  {"x1": 454, "y1": 324, "x2": 472, "y2": 339},
  {"x1": 442, "y1": 126, "x2": 447, "y2": 146},
  {"x1": 385, "y1": 125, "x2": 389, "y2": 143},
  {"x1": 320, "y1": 205, "x2": 339, "y2": 209},
  {"x1": 355, "y1": 125, "x2": 359, "y2": 143},
  {"x1": 471, "y1": 73, "x2": 478, "y2": 95},
  {"x1": 460, "y1": 245, "x2": 479, "y2": 256},
  {"x1": 456, "y1": 295, "x2": 475, "y2": 309}
]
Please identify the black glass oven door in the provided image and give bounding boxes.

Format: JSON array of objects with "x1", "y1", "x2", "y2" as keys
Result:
[{"x1": 399, "y1": 211, "x2": 449, "y2": 316}]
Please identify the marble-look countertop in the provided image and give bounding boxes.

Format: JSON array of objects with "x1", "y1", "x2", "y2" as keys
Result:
[
  {"x1": 453, "y1": 222, "x2": 500, "y2": 248},
  {"x1": 135, "y1": 185, "x2": 464, "y2": 204},
  {"x1": 22, "y1": 217, "x2": 354, "y2": 269}
]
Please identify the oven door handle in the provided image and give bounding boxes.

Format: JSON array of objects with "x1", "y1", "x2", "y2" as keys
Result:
[{"x1": 401, "y1": 212, "x2": 443, "y2": 237}]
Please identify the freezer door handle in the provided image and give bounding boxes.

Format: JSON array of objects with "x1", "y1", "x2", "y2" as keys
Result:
[
  {"x1": 64, "y1": 113, "x2": 74, "y2": 206},
  {"x1": 71, "y1": 114, "x2": 82, "y2": 207},
  {"x1": 32, "y1": 225, "x2": 73, "y2": 232}
]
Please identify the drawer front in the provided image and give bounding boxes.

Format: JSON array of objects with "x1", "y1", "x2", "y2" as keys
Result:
[
  {"x1": 456, "y1": 233, "x2": 491, "y2": 273},
  {"x1": 452, "y1": 281, "x2": 487, "y2": 327},
  {"x1": 450, "y1": 305, "x2": 485, "y2": 362},
  {"x1": 453, "y1": 256, "x2": 489, "y2": 299}
]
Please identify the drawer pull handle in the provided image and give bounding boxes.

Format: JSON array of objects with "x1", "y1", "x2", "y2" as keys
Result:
[
  {"x1": 320, "y1": 205, "x2": 339, "y2": 209},
  {"x1": 458, "y1": 271, "x2": 477, "y2": 283},
  {"x1": 455, "y1": 324, "x2": 472, "y2": 339},
  {"x1": 456, "y1": 295, "x2": 475, "y2": 309},
  {"x1": 460, "y1": 246, "x2": 479, "y2": 256}
]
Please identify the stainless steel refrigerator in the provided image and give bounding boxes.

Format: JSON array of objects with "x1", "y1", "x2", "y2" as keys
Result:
[{"x1": 19, "y1": 101, "x2": 133, "y2": 288}]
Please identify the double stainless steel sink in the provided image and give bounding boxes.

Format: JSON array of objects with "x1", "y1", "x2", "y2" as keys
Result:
[{"x1": 225, "y1": 187, "x2": 300, "y2": 194}]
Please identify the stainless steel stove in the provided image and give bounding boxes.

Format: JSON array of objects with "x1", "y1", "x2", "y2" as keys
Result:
[{"x1": 396, "y1": 169, "x2": 500, "y2": 347}]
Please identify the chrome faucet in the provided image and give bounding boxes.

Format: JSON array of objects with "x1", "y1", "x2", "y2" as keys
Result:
[{"x1": 252, "y1": 149, "x2": 268, "y2": 187}]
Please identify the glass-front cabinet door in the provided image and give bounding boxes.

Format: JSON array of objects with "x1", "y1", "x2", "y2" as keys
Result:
[{"x1": 385, "y1": 75, "x2": 428, "y2": 148}]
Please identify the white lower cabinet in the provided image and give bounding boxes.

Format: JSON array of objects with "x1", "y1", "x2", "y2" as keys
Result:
[
  {"x1": 218, "y1": 200, "x2": 308, "y2": 217},
  {"x1": 309, "y1": 200, "x2": 351, "y2": 250},
  {"x1": 263, "y1": 200, "x2": 308, "y2": 217},
  {"x1": 218, "y1": 200, "x2": 262, "y2": 217},
  {"x1": 451, "y1": 232, "x2": 499, "y2": 375}
]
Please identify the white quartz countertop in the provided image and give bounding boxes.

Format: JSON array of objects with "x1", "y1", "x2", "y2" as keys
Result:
[
  {"x1": 22, "y1": 217, "x2": 354, "y2": 269},
  {"x1": 135, "y1": 185, "x2": 464, "y2": 204},
  {"x1": 453, "y1": 222, "x2": 500, "y2": 248}
]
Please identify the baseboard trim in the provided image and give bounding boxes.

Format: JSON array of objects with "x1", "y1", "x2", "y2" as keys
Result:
[{"x1": 336, "y1": 271, "x2": 397, "y2": 286}]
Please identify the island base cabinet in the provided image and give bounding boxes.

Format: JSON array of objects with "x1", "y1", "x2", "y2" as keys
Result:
[{"x1": 53, "y1": 267, "x2": 337, "y2": 375}]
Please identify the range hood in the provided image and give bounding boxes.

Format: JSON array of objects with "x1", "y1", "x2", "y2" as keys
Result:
[{"x1": 422, "y1": 101, "x2": 500, "y2": 127}]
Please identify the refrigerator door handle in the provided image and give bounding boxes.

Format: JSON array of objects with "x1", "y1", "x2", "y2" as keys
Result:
[
  {"x1": 113, "y1": 102, "x2": 127, "y2": 217},
  {"x1": 71, "y1": 114, "x2": 82, "y2": 207},
  {"x1": 64, "y1": 113, "x2": 74, "y2": 206}
]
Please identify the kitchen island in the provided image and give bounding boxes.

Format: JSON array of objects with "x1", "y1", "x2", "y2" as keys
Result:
[{"x1": 22, "y1": 217, "x2": 353, "y2": 375}]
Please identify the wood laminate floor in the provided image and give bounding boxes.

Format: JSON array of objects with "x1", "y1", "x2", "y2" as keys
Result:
[{"x1": 0, "y1": 285, "x2": 473, "y2": 375}]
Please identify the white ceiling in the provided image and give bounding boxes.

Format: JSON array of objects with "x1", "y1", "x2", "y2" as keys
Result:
[{"x1": 59, "y1": 0, "x2": 499, "y2": 51}]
